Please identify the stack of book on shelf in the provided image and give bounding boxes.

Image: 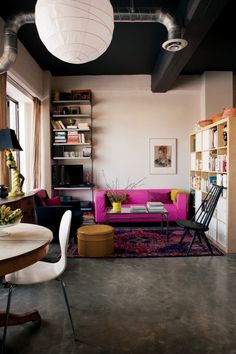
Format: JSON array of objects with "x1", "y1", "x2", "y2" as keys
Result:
[
  {"x1": 54, "y1": 131, "x2": 66, "y2": 143},
  {"x1": 67, "y1": 131, "x2": 79, "y2": 143},
  {"x1": 130, "y1": 205, "x2": 147, "y2": 213},
  {"x1": 146, "y1": 202, "x2": 164, "y2": 212},
  {"x1": 78, "y1": 122, "x2": 90, "y2": 131}
]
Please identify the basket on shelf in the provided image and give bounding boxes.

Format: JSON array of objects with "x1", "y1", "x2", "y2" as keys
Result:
[
  {"x1": 222, "y1": 107, "x2": 236, "y2": 118},
  {"x1": 198, "y1": 119, "x2": 212, "y2": 128},
  {"x1": 210, "y1": 113, "x2": 223, "y2": 123}
]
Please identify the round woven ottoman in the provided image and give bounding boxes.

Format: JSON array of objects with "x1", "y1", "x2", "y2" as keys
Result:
[{"x1": 77, "y1": 224, "x2": 114, "y2": 257}]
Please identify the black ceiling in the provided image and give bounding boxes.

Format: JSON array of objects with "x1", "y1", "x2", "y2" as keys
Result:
[{"x1": 0, "y1": 0, "x2": 235, "y2": 92}]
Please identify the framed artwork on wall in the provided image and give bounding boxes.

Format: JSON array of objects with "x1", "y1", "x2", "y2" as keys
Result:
[{"x1": 149, "y1": 138, "x2": 177, "y2": 174}]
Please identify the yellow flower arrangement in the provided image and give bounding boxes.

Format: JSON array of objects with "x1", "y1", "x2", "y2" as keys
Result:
[{"x1": 106, "y1": 191, "x2": 128, "y2": 203}]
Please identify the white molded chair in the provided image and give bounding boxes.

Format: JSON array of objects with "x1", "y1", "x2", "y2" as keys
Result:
[{"x1": 1, "y1": 210, "x2": 76, "y2": 354}]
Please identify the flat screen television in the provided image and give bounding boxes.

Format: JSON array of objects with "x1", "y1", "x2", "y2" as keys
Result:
[{"x1": 52, "y1": 164, "x2": 84, "y2": 187}]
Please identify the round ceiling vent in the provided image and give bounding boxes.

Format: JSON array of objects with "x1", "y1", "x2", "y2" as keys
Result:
[{"x1": 162, "y1": 38, "x2": 188, "y2": 52}]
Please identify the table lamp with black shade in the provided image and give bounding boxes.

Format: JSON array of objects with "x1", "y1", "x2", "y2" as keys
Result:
[{"x1": 0, "y1": 128, "x2": 25, "y2": 197}]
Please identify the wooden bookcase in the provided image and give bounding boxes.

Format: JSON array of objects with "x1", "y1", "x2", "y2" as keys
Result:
[{"x1": 190, "y1": 116, "x2": 236, "y2": 253}]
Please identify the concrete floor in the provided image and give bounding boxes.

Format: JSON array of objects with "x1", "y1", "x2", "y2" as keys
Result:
[{"x1": 1, "y1": 254, "x2": 236, "y2": 354}]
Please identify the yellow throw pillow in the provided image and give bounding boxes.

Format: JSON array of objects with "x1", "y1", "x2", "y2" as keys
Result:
[{"x1": 171, "y1": 189, "x2": 187, "y2": 203}]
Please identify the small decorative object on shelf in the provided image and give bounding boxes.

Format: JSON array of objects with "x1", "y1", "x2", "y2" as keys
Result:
[
  {"x1": 71, "y1": 89, "x2": 92, "y2": 101},
  {"x1": 223, "y1": 124, "x2": 228, "y2": 145},
  {"x1": 51, "y1": 90, "x2": 60, "y2": 101},
  {"x1": 0, "y1": 185, "x2": 8, "y2": 198},
  {"x1": 62, "y1": 107, "x2": 70, "y2": 115}
]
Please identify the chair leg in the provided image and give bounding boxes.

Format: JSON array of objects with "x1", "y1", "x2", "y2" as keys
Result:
[
  {"x1": 197, "y1": 232, "x2": 202, "y2": 244},
  {"x1": 1, "y1": 284, "x2": 13, "y2": 354},
  {"x1": 200, "y1": 231, "x2": 214, "y2": 255},
  {"x1": 179, "y1": 228, "x2": 188, "y2": 244},
  {"x1": 59, "y1": 279, "x2": 77, "y2": 341},
  {"x1": 186, "y1": 231, "x2": 198, "y2": 256}
]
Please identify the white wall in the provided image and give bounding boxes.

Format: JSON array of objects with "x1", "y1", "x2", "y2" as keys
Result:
[
  {"x1": 201, "y1": 71, "x2": 233, "y2": 119},
  {"x1": 52, "y1": 75, "x2": 201, "y2": 191}
]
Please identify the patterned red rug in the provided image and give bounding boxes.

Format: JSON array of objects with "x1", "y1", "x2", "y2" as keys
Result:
[{"x1": 67, "y1": 227, "x2": 224, "y2": 258}]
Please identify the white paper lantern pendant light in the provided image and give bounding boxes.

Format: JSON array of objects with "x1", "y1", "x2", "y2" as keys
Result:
[{"x1": 35, "y1": 0, "x2": 114, "y2": 64}]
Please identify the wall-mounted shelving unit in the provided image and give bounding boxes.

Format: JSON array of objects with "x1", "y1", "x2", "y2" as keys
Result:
[{"x1": 50, "y1": 90, "x2": 94, "y2": 209}]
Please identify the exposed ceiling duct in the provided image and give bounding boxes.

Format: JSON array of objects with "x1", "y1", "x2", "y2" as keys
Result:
[
  {"x1": 114, "y1": 7, "x2": 187, "y2": 52},
  {"x1": 0, "y1": 7, "x2": 187, "y2": 74},
  {"x1": 0, "y1": 12, "x2": 35, "y2": 74}
]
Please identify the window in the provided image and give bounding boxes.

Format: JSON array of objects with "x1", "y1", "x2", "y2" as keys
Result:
[
  {"x1": 7, "y1": 96, "x2": 20, "y2": 168},
  {"x1": 7, "y1": 81, "x2": 34, "y2": 192}
]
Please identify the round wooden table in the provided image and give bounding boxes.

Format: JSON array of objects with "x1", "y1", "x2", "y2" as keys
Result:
[{"x1": 0, "y1": 223, "x2": 53, "y2": 327}]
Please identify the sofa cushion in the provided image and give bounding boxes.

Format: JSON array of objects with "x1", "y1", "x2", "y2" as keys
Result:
[
  {"x1": 35, "y1": 189, "x2": 48, "y2": 206},
  {"x1": 147, "y1": 191, "x2": 172, "y2": 204},
  {"x1": 170, "y1": 189, "x2": 186, "y2": 202},
  {"x1": 127, "y1": 190, "x2": 149, "y2": 204},
  {"x1": 46, "y1": 196, "x2": 61, "y2": 206}
]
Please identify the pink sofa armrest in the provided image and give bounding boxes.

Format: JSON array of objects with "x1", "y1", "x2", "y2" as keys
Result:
[
  {"x1": 94, "y1": 190, "x2": 107, "y2": 223},
  {"x1": 174, "y1": 192, "x2": 188, "y2": 220}
]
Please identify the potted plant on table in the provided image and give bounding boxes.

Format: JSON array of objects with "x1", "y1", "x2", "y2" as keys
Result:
[{"x1": 102, "y1": 171, "x2": 146, "y2": 213}]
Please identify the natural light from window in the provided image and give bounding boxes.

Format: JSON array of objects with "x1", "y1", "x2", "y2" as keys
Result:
[{"x1": 7, "y1": 81, "x2": 34, "y2": 192}]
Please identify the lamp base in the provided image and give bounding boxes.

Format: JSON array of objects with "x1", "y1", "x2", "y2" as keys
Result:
[
  {"x1": 5, "y1": 150, "x2": 25, "y2": 198},
  {"x1": 8, "y1": 190, "x2": 25, "y2": 197}
]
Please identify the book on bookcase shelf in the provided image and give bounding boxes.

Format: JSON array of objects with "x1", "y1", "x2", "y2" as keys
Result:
[
  {"x1": 58, "y1": 120, "x2": 66, "y2": 129},
  {"x1": 51, "y1": 120, "x2": 61, "y2": 129},
  {"x1": 209, "y1": 175, "x2": 217, "y2": 189},
  {"x1": 67, "y1": 125, "x2": 77, "y2": 129}
]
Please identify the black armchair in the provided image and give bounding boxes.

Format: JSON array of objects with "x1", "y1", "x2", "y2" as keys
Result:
[{"x1": 34, "y1": 189, "x2": 83, "y2": 243}]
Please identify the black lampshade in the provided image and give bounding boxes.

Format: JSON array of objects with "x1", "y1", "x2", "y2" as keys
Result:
[{"x1": 0, "y1": 128, "x2": 23, "y2": 151}]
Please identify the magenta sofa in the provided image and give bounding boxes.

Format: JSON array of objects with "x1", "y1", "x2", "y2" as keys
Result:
[{"x1": 94, "y1": 189, "x2": 188, "y2": 223}]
